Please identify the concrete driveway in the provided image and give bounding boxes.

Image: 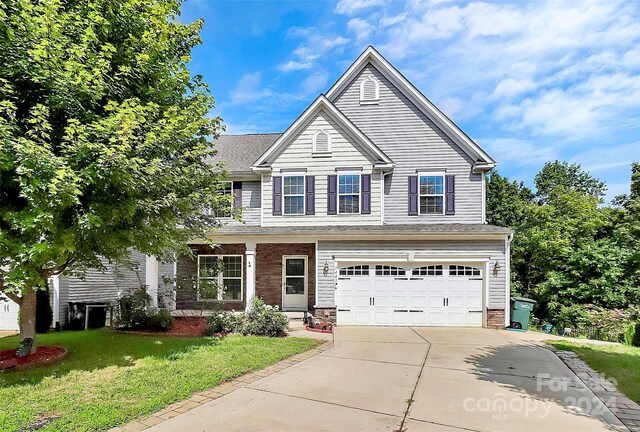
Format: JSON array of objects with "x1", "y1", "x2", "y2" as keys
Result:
[{"x1": 148, "y1": 327, "x2": 626, "y2": 432}]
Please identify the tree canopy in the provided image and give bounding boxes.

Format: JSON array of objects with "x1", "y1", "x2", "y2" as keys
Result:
[
  {"x1": 488, "y1": 161, "x2": 640, "y2": 327},
  {"x1": 0, "y1": 0, "x2": 227, "y2": 350}
]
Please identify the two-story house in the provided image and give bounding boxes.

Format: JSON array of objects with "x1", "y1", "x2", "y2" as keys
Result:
[{"x1": 175, "y1": 46, "x2": 513, "y2": 329}]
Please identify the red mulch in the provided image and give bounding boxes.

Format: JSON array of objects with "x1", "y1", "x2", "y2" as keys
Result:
[
  {"x1": 305, "y1": 324, "x2": 334, "y2": 334},
  {"x1": 0, "y1": 346, "x2": 67, "y2": 371},
  {"x1": 116, "y1": 317, "x2": 208, "y2": 337}
]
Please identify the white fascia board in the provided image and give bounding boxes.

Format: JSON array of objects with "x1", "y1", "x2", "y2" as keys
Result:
[
  {"x1": 325, "y1": 46, "x2": 496, "y2": 165},
  {"x1": 251, "y1": 95, "x2": 392, "y2": 169},
  {"x1": 198, "y1": 232, "x2": 511, "y2": 244}
]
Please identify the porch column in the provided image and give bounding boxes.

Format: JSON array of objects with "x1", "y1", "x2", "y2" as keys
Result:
[
  {"x1": 245, "y1": 243, "x2": 256, "y2": 312},
  {"x1": 145, "y1": 255, "x2": 159, "y2": 307},
  {"x1": 51, "y1": 275, "x2": 60, "y2": 328}
]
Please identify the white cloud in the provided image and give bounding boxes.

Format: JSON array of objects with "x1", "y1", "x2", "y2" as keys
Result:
[
  {"x1": 302, "y1": 72, "x2": 329, "y2": 95},
  {"x1": 335, "y1": 0, "x2": 385, "y2": 15},
  {"x1": 347, "y1": 18, "x2": 373, "y2": 42},
  {"x1": 230, "y1": 72, "x2": 273, "y2": 105},
  {"x1": 570, "y1": 141, "x2": 640, "y2": 172},
  {"x1": 481, "y1": 138, "x2": 558, "y2": 167},
  {"x1": 279, "y1": 32, "x2": 349, "y2": 73},
  {"x1": 279, "y1": 60, "x2": 312, "y2": 72}
]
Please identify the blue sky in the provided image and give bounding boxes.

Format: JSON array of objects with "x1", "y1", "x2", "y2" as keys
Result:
[{"x1": 180, "y1": 0, "x2": 640, "y2": 202}]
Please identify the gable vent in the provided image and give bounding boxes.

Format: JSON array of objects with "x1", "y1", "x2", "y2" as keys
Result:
[
  {"x1": 313, "y1": 130, "x2": 331, "y2": 153},
  {"x1": 360, "y1": 77, "x2": 379, "y2": 102}
]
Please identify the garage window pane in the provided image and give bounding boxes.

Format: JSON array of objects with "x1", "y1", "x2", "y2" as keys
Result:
[
  {"x1": 449, "y1": 265, "x2": 481, "y2": 276},
  {"x1": 339, "y1": 265, "x2": 369, "y2": 276},
  {"x1": 412, "y1": 265, "x2": 443, "y2": 276},
  {"x1": 375, "y1": 265, "x2": 406, "y2": 276}
]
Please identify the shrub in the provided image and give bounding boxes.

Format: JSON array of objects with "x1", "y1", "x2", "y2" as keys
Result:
[
  {"x1": 113, "y1": 286, "x2": 173, "y2": 331},
  {"x1": 206, "y1": 311, "x2": 241, "y2": 335},
  {"x1": 36, "y1": 285, "x2": 53, "y2": 333},
  {"x1": 624, "y1": 322, "x2": 636, "y2": 346},
  {"x1": 145, "y1": 309, "x2": 173, "y2": 332},
  {"x1": 239, "y1": 297, "x2": 289, "y2": 337},
  {"x1": 206, "y1": 297, "x2": 289, "y2": 337}
]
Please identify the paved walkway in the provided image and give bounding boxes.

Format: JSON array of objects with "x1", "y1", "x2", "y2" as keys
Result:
[{"x1": 119, "y1": 327, "x2": 632, "y2": 432}]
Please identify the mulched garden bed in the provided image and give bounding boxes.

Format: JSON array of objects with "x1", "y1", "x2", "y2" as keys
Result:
[
  {"x1": 115, "y1": 317, "x2": 208, "y2": 337},
  {"x1": 0, "y1": 346, "x2": 68, "y2": 371},
  {"x1": 305, "y1": 323, "x2": 334, "y2": 333}
]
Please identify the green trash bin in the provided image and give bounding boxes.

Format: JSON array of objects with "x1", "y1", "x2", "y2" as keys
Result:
[{"x1": 510, "y1": 297, "x2": 536, "y2": 330}]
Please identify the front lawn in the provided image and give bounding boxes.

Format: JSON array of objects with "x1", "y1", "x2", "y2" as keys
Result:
[
  {"x1": 0, "y1": 330, "x2": 319, "y2": 431},
  {"x1": 548, "y1": 341, "x2": 640, "y2": 403}
]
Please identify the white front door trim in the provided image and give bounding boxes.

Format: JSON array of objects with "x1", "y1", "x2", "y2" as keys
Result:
[{"x1": 282, "y1": 255, "x2": 308, "y2": 311}]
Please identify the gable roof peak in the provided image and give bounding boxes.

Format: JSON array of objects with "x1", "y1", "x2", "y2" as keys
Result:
[
  {"x1": 251, "y1": 94, "x2": 393, "y2": 169},
  {"x1": 326, "y1": 46, "x2": 496, "y2": 167}
]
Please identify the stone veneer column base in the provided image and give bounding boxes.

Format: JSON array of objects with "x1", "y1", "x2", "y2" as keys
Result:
[
  {"x1": 313, "y1": 307, "x2": 336, "y2": 320},
  {"x1": 486, "y1": 308, "x2": 506, "y2": 329}
]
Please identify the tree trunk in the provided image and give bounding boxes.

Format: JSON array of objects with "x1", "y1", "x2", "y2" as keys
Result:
[{"x1": 18, "y1": 286, "x2": 37, "y2": 355}]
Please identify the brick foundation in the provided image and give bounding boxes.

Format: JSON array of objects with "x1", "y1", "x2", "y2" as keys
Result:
[
  {"x1": 486, "y1": 308, "x2": 506, "y2": 329},
  {"x1": 255, "y1": 243, "x2": 316, "y2": 311},
  {"x1": 176, "y1": 244, "x2": 246, "y2": 311}
]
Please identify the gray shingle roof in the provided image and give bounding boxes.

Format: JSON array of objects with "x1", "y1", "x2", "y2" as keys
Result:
[
  {"x1": 208, "y1": 134, "x2": 281, "y2": 173},
  {"x1": 212, "y1": 224, "x2": 513, "y2": 237}
]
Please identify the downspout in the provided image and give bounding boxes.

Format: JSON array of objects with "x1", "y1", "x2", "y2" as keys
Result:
[{"x1": 381, "y1": 171, "x2": 392, "y2": 224}]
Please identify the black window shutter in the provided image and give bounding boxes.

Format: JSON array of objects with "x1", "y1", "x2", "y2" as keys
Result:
[
  {"x1": 306, "y1": 176, "x2": 315, "y2": 215},
  {"x1": 233, "y1": 182, "x2": 242, "y2": 209},
  {"x1": 408, "y1": 176, "x2": 418, "y2": 215},
  {"x1": 272, "y1": 176, "x2": 282, "y2": 216},
  {"x1": 445, "y1": 175, "x2": 455, "y2": 215},
  {"x1": 361, "y1": 174, "x2": 371, "y2": 214},
  {"x1": 327, "y1": 175, "x2": 337, "y2": 215}
]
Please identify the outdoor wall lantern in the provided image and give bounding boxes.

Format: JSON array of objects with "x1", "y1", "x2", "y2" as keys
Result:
[
  {"x1": 323, "y1": 261, "x2": 329, "y2": 277},
  {"x1": 492, "y1": 261, "x2": 501, "y2": 277}
]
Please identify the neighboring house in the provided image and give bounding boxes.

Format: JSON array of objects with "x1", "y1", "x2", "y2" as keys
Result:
[
  {"x1": 175, "y1": 46, "x2": 514, "y2": 329},
  {"x1": 0, "y1": 253, "x2": 174, "y2": 331}
]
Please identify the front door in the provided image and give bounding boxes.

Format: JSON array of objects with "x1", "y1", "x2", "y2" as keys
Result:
[{"x1": 282, "y1": 256, "x2": 308, "y2": 311}]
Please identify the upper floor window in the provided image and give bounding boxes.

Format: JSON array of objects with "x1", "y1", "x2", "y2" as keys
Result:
[
  {"x1": 204, "y1": 181, "x2": 232, "y2": 218},
  {"x1": 419, "y1": 175, "x2": 444, "y2": 214},
  {"x1": 338, "y1": 174, "x2": 360, "y2": 214},
  {"x1": 359, "y1": 76, "x2": 379, "y2": 103},
  {"x1": 313, "y1": 130, "x2": 331, "y2": 153},
  {"x1": 283, "y1": 175, "x2": 305, "y2": 215},
  {"x1": 197, "y1": 255, "x2": 243, "y2": 301}
]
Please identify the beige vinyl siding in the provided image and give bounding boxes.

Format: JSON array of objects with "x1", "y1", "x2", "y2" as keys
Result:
[
  {"x1": 224, "y1": 180, "x2": 261, "y2": 226},
  {"x1": 333, "y1": 64, "x2": 483, "y2": 224},
  {"x1": 57, "y1": 275, "x2": 70, "y2": 326},
  {"x1": 262, "y1": 110, "x2": 382, "y2": 226},
  {"x1": 316, "y1": 240, "x2": 506, "y2": 309},
  {"x1": 67, "y1": 251, "x2": 146, "y2": 303}
]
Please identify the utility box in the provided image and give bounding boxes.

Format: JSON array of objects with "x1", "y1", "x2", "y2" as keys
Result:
[{"x1": 510, "y1": 297, "x2": 536, "y2": 331}]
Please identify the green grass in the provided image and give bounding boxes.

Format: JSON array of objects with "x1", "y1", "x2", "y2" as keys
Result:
[
  {"x1": 548, "y1": 340, "x2": 640, "y2": 403},
  {"x1": 0, "y1": 330, "x2": 320, "y2": 431}
]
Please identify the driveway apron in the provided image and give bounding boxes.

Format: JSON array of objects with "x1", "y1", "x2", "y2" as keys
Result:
[{"x1": 147, "y1": 327, "x2": 627, "y2": 432}]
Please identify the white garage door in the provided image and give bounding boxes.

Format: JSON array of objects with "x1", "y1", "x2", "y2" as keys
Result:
[
  {"x1": 336, "y1": 264, "x2": 483, "y2": 327},
  {"x1": 0, "y1": 294, "x2": 20, "y2": 331}
]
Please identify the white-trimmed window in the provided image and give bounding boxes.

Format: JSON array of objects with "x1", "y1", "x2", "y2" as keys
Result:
[
  {"x1": 338, "y1": 174, "x2": 360, "y2": 214},
  {"x1": 204, "y1": 181, "x2": 233, "y2": 218},
  {"x1": 339, "y1": 265, "x2": 370, "y2": 276},
  {"x1": 419, "y1": 174, "x2": 444, "y2": 214},
  {"x1": 283, "y1": 175, "x2": 305, "y2": 215},
  {"x1": 412, "y1": 265, "x2": 443, "y2": 276},
  {"x1": 359, "y1": 76, "x2": 379, "y2": 103},
  {"x1": 313, "y1": 130, "x2": 331, "y2": 153},
  {"x1": 449, "y1": 265, "x2": 481, "y2": 276},
  {"x1": 197, "y1": 255, "x2": 243, "y2": 301}
]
